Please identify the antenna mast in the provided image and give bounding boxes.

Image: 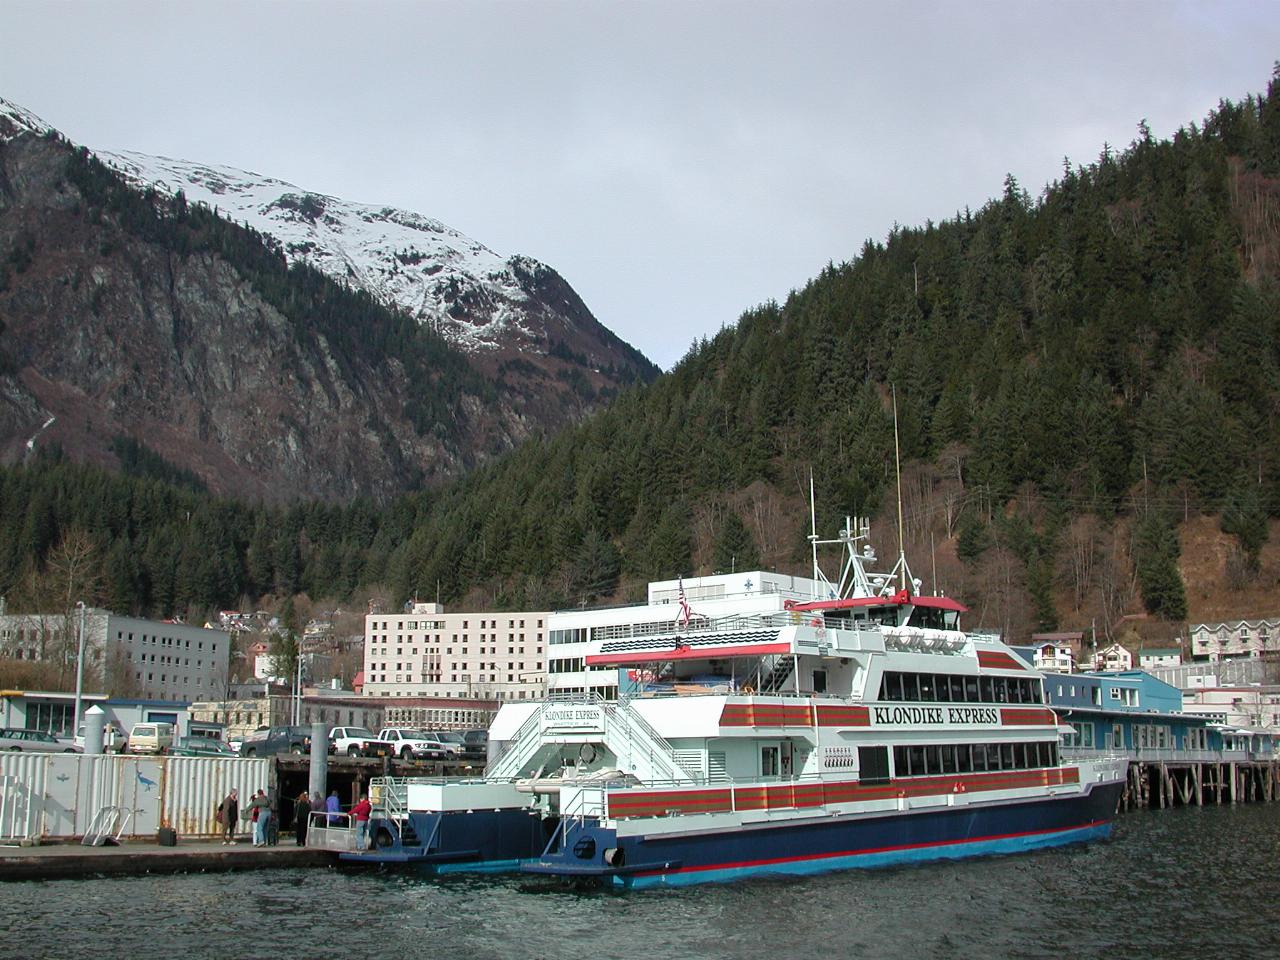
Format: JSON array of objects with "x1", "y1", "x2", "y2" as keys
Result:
[{"x1": 892, "y1": 385, "x2": 907, "y2": 592}]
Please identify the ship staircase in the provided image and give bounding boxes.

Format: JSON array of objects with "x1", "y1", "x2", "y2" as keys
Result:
[
  {"x1": 486, "y1": 694, "x2": 692, "y2": 784},
  {"x1": 757, "y1": 654, "x2": 796, "y2": 694},
  {"x1": 369, "y1": 778, "x2": 421, "y2": 849}
]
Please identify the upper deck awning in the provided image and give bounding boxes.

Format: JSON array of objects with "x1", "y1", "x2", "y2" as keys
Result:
[
  {"x1": 584, "y1": 630, "x2": 791, "y2": 666},
  {"x1": 787, "y1": 593, "x2": 968, "y2": 614}
]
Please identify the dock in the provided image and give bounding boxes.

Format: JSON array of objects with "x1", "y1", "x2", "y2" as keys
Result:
[
  {"x1": 0, "y1": 838, "x2": 337, "y2": 881},
  {"x1": 1120, "y1": 757, "x2": 1280, "y2": 810}
]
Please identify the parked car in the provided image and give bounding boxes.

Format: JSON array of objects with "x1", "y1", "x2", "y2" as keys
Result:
[
  {"x1": 329, "y1": 726, "x2": 391, "y2": 758},
  {"x1": 425, "y1": 730, "x2": 485, "y2": 762},
  {"x1": 377, "y1": 728, "x2": 460, "y2": 760},
  {"x1": 0, "y1": 728, "x2": 83, "y2": 753},
  {"x1": 126, "y1": 722, "x2": 175, "y2": 755},
  {"x1": 169, "y1": 735, "x2": 236, "y2": 757},
  {"x1": 238, "y1": 725, "x2": 315, "y2": 758},
  {"x1": 73, "y1": 722, "x2": 128, "y2": 753},
  {"x1": 463, "y1": 728, "x2": 489, "y2": 761}
]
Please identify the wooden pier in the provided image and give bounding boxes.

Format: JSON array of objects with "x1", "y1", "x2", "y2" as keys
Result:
[{"x1": 1119, "y1": 758, "x2": 1280, "y2": 811}]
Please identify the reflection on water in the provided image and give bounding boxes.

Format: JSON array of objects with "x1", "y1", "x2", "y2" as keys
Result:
[{"x1": 4, "y1": 803, "x2": 1279, "y2": 960}]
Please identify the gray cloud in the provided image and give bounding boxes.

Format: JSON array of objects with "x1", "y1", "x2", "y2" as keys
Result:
[{"x1": 3, "y1": 0, "x2": 1277, "y2": 367}]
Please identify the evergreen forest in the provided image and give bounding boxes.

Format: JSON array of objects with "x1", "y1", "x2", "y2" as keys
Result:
[{"x1": 3, "y1": 69, "x2": 1279, "y2": 645}]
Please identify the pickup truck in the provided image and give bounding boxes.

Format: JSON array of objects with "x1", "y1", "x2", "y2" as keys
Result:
[
  {"x1": 378, "y1": 728, "x2": 460, "y2": 761},
  {"x1": 329, "y1": 726, "x2": 391, "y2": 758},
  {"x1": 239, "y1": 725, "x2": 315, "y2": 757}
]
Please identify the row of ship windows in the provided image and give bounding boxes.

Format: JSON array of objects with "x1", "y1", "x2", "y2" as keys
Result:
[
  {"x1": 891, "y1": 740, "x2": 1059, "y2": 777},
  {"x1": 879, "y1": 671, "x2": 1043, "y2": 705}
]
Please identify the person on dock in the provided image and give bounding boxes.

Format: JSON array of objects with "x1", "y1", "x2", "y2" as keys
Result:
[
  {"x1": 294, "y1": 791, "x2": 311, "y2": 846},
  {"x1": 218, "y1": 788, "x2": 239, "y2": 845},
  {"x1": 249, "y1": 790, "x2": 272, "y2": 847},
  {"x1": 325, "y1": 789, "x2": 340, "y2": 826},
  {"x1": 352, "y1": 793, "x2": 372, "y2": 850}
]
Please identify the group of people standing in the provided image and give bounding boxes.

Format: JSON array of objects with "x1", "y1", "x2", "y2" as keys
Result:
[
  {"x1": 215, "y1": 788, "x2": 274, "y2": 845},
  {"x1": 216, "y1": 787, "x2": 371, "y2": 848}
]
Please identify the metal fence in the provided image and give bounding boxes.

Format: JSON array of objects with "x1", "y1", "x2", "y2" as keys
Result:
[{"x1": 0, "y1": 752, "x2": 269, "y2": 843}]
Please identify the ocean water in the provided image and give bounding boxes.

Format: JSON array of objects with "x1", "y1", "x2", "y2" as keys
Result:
[{"x1": 3, "y1": 802, "x2": 1277, "y2": 960}]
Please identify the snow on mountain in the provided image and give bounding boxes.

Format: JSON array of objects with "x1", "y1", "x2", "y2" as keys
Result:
[
  {"x1": 0, "y1": 96, "x2": 640, "y2": 366},
  {"x1": 99, "y1": 150, "x2": 554, "y2": 353}
]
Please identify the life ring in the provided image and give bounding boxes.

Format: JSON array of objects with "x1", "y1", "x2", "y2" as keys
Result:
[{"x1": 578, "y1": 743, "x2": 598, "y2": 765}]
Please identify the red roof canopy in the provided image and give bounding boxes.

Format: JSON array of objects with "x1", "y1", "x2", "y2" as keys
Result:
[{"x1": 787, "y1": 593, "x2": 968, "y2": 614}]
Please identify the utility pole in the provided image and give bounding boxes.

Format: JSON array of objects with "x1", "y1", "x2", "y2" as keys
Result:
[{"x1": 72, "y1": 601, "x2": 86, "y2": 737}]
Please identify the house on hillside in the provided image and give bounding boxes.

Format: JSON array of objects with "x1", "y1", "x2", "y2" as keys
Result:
[
  {"x1": 1094, "y1": 642, "x2": 1133, "y2": 672},
  {"x1": 1138, "y1": 647, "x2": 1182, "y2": 670}
]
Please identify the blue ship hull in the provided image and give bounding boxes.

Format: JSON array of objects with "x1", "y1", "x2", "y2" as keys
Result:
[
  {"x1": 523, "y1": 781, "x2": 1125, "y2": 888},
  {"x1": 341, "y1": 807, "x2": 550, "y2": 874}
]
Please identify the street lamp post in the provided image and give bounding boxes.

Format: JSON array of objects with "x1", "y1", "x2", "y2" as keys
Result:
[{"x1": 72, "y1": 601, "x2": 86, "y2": 737}]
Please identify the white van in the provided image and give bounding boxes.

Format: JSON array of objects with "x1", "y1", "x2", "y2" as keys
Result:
[
  {"x1": 127, "y1": 722, "x2": 175, "y2": 755},
  {"x1": 74, "y1": 722, "x2": 127, "y2": 753}
]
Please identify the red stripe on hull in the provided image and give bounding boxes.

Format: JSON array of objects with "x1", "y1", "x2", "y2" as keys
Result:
[
  {"x1": 1000, "y1": 707, "x2": 1058, "y2": 726},
  {"x1": 608, "y1": 767, "x2": 1081, "y2": 818}
]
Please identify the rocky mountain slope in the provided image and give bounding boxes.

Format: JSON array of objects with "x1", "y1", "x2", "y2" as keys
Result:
[{"x1": 0, "y1": 98, "x2": 657, "y2": 502}]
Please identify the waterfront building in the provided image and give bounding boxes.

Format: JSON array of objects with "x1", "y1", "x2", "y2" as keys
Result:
[
  {"x1": 1029, "y1": 636, "x2": 1077, "y2": 673},
  {"x1": 1181, "y1": 685, "x2": 1280, "y2": 728},
  {"x1": 1189, "y1": 618, "x2": 1280, "y2": 661},
  {"x1": 0, "y1": 609, "x2": 231, "y2": 703},
  {"x1": 546, "y1": 571, "x2": 828, "y2": 699},
  {"x1": 362, "y1": 602, "x2": 549, "y2": 702},
  {"x1": 0, "y1": 689, "x2": 191, "y2": 738}
]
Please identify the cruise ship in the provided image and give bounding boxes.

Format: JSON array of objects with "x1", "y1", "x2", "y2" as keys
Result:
[{"x1": 355, "y1": 516, "x2": 1127, "y2": 887}]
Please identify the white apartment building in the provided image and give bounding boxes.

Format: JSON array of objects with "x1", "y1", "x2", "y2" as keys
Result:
[
  {"x1": 1032, "y1": 642, "x2": 1075, "y2": 673},
  {"x1": 0, "y1": 609, "x2": 231, "y2": 703},
  {"x1": 362, "y1": 602, "x2": 549, "y2": 701},
  {"x1": 1093, "y1": 642, "x2": 1134, "y2": 672},
  {"x1": 546, "y1": 571, "x2": 828, "y2": 700},
  {"x1": 1189, "y1": 618, "x2": 1280, "y2": 661},
  {"x1": 1138, "y1": 648, "x2": 1183, "y2": 670},
  {"x1": 1182, "y1": 685, "x2": 1280, "y2": 728}
]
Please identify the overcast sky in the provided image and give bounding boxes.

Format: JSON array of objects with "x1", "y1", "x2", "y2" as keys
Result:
[{"x1": 3, "y1": 1, "x2": 1277, "y2": 369}]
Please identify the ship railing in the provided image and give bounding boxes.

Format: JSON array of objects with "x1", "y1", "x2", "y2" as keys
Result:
[
  {"x1": 1063, "y1": 746, "x2": 1255, "y2": 763},
  {"x1": 485, "y1": 704, "x2": 549, "y2": 776},
  {"x1": 591, "y1": 611, "x2": 801, "y2": 643},
  {"x1": 305, "y1": 811, "x2": 359, "y2": 851},
  {"x1": 601, "y1": 699, "x2": 685, "y2": 782},
  {"x1": 369, "y1": 776, "x2": 412, "y2": 844}
]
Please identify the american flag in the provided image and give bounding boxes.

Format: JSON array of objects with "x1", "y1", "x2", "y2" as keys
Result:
[{"x1": 677, "y1": 576, "x2": 692, "y2": 627}]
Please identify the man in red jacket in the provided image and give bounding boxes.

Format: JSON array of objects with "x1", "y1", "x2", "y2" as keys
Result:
[{"x1": 352, "y1": 793, "x2": 372, "y2": 850}]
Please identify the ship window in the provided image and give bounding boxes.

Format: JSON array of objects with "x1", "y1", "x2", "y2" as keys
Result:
[
  {"x1": 980, "y1": 676, "x2": 994, "y2": 702},
  {"x1": 964, "y1": 676, "x2": 980, "y2": 702},
  {"x1": 1013, "y1": 743, "x2": 1027, "y2": 768},
  {"x1": 907, "y1": 744, "x2": 926, "y2": 776},
  {"x1": 924, "y1": 746, "x2": 942, "y2": 775},
  {"x1": 902, "y1": 673, "x2": 920, "y2": 701},
  {"x1": 813, "y1": 669, "x2": 827, "y2": 694},
  {"x1": 949, "y1": 676, "x2": 966, "y2": 702},
  {"x1": 985, "y1": 743, "x2": 1002, "y2": 770},
  {"x1": 956, "y1": 745, "x2": 973, "y2": 773},
  {"x1": 761, "y1": 746, "x2": 779, "y2": 778},
  {"x1": 918, "y1": 674, "x2": 934, "y2": 701},
  {"x1": 883, "y1": 672, "x2": 904, "y2": 701},
  {"x1": 994, "y1": 678, "x2": 1009, "y2": 703},
  {"x1": 859, "y1": 746, "x2": 890, "y2": 784},
  {"x1": 972, "y1": 744, "x2": 988, "y2": 771},
  {"x1": 940, "y1": 745, "x2": 957, "y2": 774},
  {"x1": 1000, "y1": 743, "x2": 1015, "y2": 769},
  {"x1": 933, "y1": 675, "x2": 949, "y2": 702}
]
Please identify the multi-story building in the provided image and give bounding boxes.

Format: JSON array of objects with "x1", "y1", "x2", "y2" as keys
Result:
[
  {"x1": 1137, "y1": 647, "x2": 1182, "y2": 670},
  {"x1": 362, "y1": 602, "x2": 548, "y2": 701},
  {"x1": 1181, "y1": 685, "x2": 1280, "y2": 728},
  {"x1": 0, "y1": 608, "x2": 230, "y2": 703},
  {"x1": 546, "y1": 571, "x2": 828, "y2": 700},
  {"x1": 1093, "y1": 642, "x2": 1133, "y2": 672},
  {"x1": 1189, "y1": 618, "x2": 1280, "y2": 661}
]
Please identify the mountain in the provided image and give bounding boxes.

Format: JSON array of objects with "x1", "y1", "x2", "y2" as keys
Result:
[
  {"x1": 0, "y1": 97, "x2": 657, "y2": 502},
  {"x1": 2, "y1": 73, "x2": 1278, "y2": 636}
]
